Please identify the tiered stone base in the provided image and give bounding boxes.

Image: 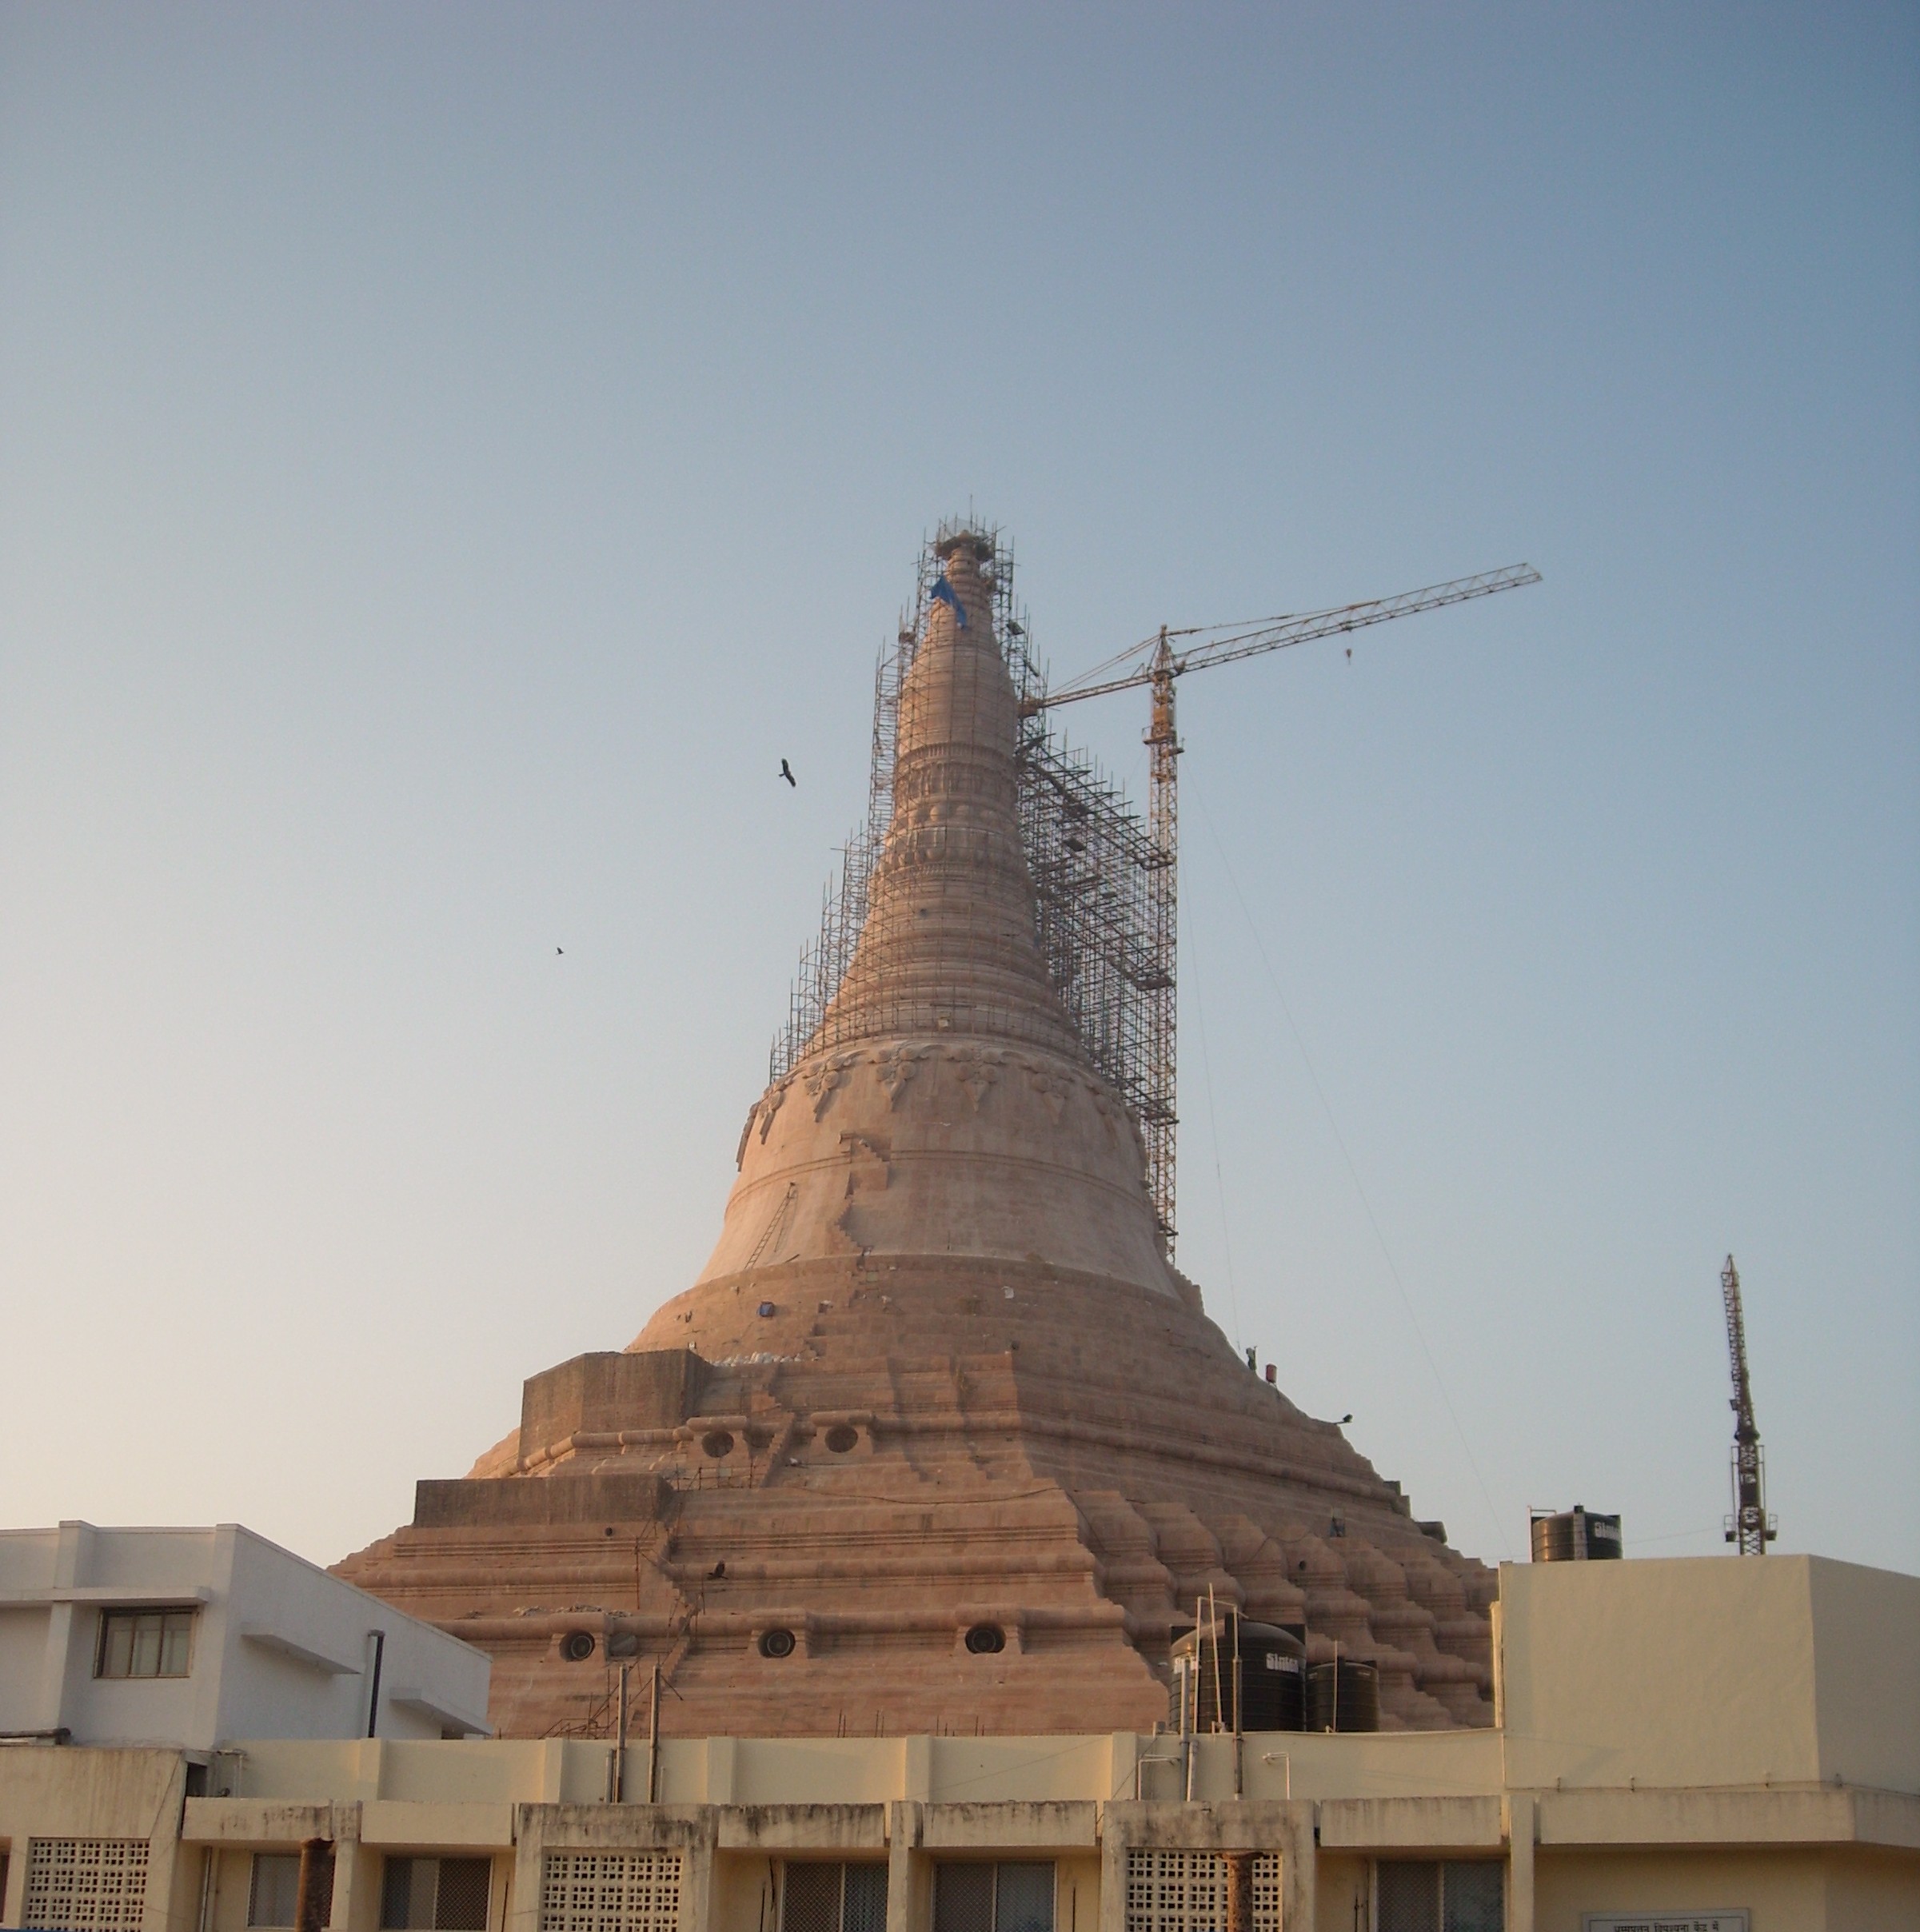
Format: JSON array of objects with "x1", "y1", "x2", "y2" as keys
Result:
[{"x1": 335, "y1": 1255, "x2": 1495, "y2": 1739}]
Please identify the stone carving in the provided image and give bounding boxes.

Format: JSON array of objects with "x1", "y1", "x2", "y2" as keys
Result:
[
  {"x1": 804, "y1": 1054, "x2": 860, "y2": 1120},
  {"x1": 756, "y1": 1082, "x2": 788, "y2": 1143},
  {"x1": 1028, "y1": 1066, "x2": 1070, "y2": 1124},
  {"x1": 944, "y1": 1044, "x2": 1001, "y2": 1110},
  {"x1": 874, "y1": 1045, "x2": 928, "y2": 1109}
]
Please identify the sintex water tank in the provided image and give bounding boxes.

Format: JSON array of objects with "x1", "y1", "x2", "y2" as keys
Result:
[
  {"x1": 1530, "y1": 1505, "x2": 1623, "y2": 1562},
  {"x1": 1169, "y1": 1615, "x2": 1306, "y2": 1732},
  {"x1": 1305, "y1": 1658, "x2": 1380, "y2": 1734}
]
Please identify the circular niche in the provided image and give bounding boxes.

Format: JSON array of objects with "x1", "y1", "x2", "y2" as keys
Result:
[
  {"x1": 964, "y1": 1623, "x2": 1007, "y2": 1655},
  {"x1": 701, "y1": 1430, "x2": 736, "y2": 1459},
  {"x1": 823, "y1": 1424, "x2": 860, "y2": 1455},
  {"x1": 758, "y1": 1627, "x2": 796, "y2": 1659},
  {"x1": 561, "y1": 1629, "x2": 597, "y2": 1663}
]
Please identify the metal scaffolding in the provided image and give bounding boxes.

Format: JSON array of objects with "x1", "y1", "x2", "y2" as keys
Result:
[{"x1": 770, "y1": 521, "x2": 1177, "y2": 1248}]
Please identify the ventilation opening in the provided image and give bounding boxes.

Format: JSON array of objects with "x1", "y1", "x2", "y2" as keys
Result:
[
  {"x1": 701, "y1": 1431, "x2": 736, "y2": 1458},
  {"x1": 560, "y1": 1630, "x2": 596, "y2": 1663},
  {"x1": 760, "y1": 1628, "x2": 796, "y2": 1659},
  {"x1": 824, "y1": 1425, "x2": 859, "y2": 1454},
  {"x1": 964, "y1": 1623, "x2": 1006, "y2": 1655},
  {"x1": 538, "y1": 1852, "x2": 681, "y2": 1932}
]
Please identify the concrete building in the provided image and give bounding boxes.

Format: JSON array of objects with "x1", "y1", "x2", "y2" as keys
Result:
[
  {"x1": 2, "y1": 1555, "x2": 1914, "y2": 1932},
  {"x1": 0, "y1": 1523, "x2": 492, "y2": 1752}
]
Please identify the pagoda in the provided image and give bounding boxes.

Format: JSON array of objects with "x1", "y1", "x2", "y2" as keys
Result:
[{"x1": 335, "y1": 526, "x2": 1496, "y2": 1739}]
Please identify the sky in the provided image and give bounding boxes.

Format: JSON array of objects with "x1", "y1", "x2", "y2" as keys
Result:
[{"x1": 2, "y1": 4, "x2": 1915, "y2": 1580}]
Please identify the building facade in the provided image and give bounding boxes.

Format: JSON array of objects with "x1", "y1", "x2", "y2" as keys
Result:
[
  {"x1": 4, "y1": 1556, "x2": 1914, "y2": 1932},
  {"x1": 0, "y1": 1523, "x2": 491, "y2": 1752}
]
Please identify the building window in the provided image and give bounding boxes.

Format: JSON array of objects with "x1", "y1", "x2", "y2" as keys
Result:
[
  {"x1": 1375, "y1": 1861, "x2": 1503, "y2": 1932},
  {"x1": 1124, "y1": 1852, "x2": 1279, "y2": 1932},
  {"x1": 22, "y1": 1839, "x2": 149, "y2": 1931},
  {"x1": 934, "y1": 1863, "x2": 1055, "y2": 1932},
  {"x1": 782, "y1": 1863, "x2": 886, "y2": 1932},
  {"x1": 96, "y1": 1608, "x2": 194, "y2": 1679},
  {"x1": 381, "y1": 1858, "x2": 492, "y2": 1932},
  {"x1": 538, "y1": 1853, "x2": 681, "y2": 1932},
  {"x1": 251, "y1": 1851, "x2": 334, "y2": 1928}
]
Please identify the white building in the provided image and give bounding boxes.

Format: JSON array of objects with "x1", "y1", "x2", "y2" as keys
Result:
[{"x1": 0, "y1": 1523, "x2": 490, "y2": 1754}]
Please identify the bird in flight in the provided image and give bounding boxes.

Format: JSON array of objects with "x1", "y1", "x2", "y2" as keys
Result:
[
  {"x1": 779, "y1": 758, "x2": 796, "y2": 788},
  {"x1": 556, "y1": 947, "x2": 564, "y2": 956}
]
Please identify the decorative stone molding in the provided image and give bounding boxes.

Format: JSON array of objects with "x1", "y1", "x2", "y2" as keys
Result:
[
  {"x1": 1029, "y1": 1066, "x2": 1071, "y2": 1124},
  {"x1": 874, "y1": 1045, "x2": 928, "y2": 1108},
  {"x1": 804, "y1": 1055, "x2": 860, "y2": 1120},
  {"x1": 944, "y1": 1044, "x2": 1003, "y2": 1110}
]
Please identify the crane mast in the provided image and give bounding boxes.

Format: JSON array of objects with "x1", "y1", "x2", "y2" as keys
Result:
[
  {"x1": 1142, "y1": 633, "x2": 1180, "y2": 1243},
  {"x1": 1035, "y1": 564, "x2": 1541, "y2": 1254},
  {"x1": 1721, "y1": 1254, "x2": 1775, "y2": 1555}
]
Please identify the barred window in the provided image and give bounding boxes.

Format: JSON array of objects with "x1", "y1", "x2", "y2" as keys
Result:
[
  {"x1": 252, "y1": 1850, "x2": 334, "y2": 1927},
  {"x1": 538, "y1": 1852, "x2": 681, "y2": 1932},
  {"x1": 782, "y1": 1864, "x2": 886, "y2": 1932},
  {"x1": 381, "y1": 1858, "x2": 491, "y2": 1932},
  {"x1": 23, "y1": 1839, "x2": 150, "y2": 1932},
  {"x1": 934, "y1": 1863, "x2": 1055, "y2": 1932},
  {"x1": 1375, "y1": 1862, "x2": 1503, "y2": 1932},
  {"x1": 1123, "y1": 1850, "x2": 1279, "y2": 1932},
  {"x1": 96, "y1": 1609, "x2": 194, "y2": 1679}
]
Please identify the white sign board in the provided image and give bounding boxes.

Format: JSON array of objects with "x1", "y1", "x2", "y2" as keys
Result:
[{"x1": 1582, "y1": 1916, "x2": 1749, "y2": 1932}]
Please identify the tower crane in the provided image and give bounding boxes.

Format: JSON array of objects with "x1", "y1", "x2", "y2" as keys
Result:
[
  {"x1": 1028, "y1": 563, "x2": 1542, "y2": 1248},
  {"x1": 1721, "y1": 1254, "x2": 1776, "y2": 1555}
]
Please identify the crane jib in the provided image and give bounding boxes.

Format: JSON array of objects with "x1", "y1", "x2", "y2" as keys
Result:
[
  {"x1": 1025, "y1": 562, "x2": 1541, "y2": 713},
  {"x1": 1008, "y1": 555, "x2": 1541, "y2": 1259}
]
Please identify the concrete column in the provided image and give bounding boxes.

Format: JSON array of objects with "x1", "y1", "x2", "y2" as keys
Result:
[
  {"x1": 4, "y1": 1842, "x2": 30, "y2": 1926},
  {"x1": 1275, "y1": 1805, "x2": 1314, "y2": 1932},
  {"x1": 1502, "y1": 1795, "x2": 1534, "y2": 1932},
  {"x1": 327, "y1": 1803, "x2": 367, "y2": 1932},
  {"x1": 1095, "y1": 1807, "x2": 1128, "y2": 1932},
  {"x1": 886, "y1": 1803, "x2": 930, "y2": 1932},
  {"x1": 509, "y1": 1807, "x2": 549, "y2": 1932},
  {"x1": 677, "y1": 1822, "x2": 716, "y2": 1932}
]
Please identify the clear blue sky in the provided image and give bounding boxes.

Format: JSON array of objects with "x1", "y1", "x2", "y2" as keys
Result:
[{"x1": 2, "y1": 5, "x2": 1914, "y2": 1576}]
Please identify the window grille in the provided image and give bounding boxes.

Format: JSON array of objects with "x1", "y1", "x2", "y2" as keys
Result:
[
  {"x1": 96, "y1": 1609, "x2": 194, "y2": 1679},
  {"x1": 1375, "y1": 1862, "x2": 1503, "y2": 1932},
  {"x1": 539, "y1": 1853, "x2": 681, "y2": 1932},
  {"x1": 23, "y1": 1839, "x2": 149, "y2": 1931},
  {"x1": 252, "y1": 1851, "x2": 334, "y2": 1928},
  {"x1": 841, "y1": 1866, "x2": 886, "y2": 1932},
  {"x1": 1123, "y1": 1850, "x2": 1279, "y2": 1932},
  {"x1": 781, "y1": 1865, "x2": 886, "y2": 1932},
  {"x1": 934, "y1": 1863, "x2": 1055, "y2": 1932},
  {"x1": 383, "y1": 1859, "x2": 492, "y2": 1932}
]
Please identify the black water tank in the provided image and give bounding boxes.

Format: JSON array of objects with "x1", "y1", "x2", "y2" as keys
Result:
[
  {"x1": 1169, "y1": 1615, "x2": 1306, "y2": 1732},
  {"x1": 1306, "y1": 1659, "x2": 1379, "y2": 1733},
  {"x1": 1530, "y1": 1506, "x2": 1623, "y2": 1562}
]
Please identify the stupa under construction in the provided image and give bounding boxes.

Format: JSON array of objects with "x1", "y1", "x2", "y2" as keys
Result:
[{"x1": 337, "y1": 524, "x2": 1498, "y2": 1741}]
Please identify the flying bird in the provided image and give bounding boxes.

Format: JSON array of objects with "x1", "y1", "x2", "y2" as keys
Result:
[
  {"x1": 556, "y1": 948, "x2": 564, "y2": 956},
  {"x1": 779, "y1": 759, "x2": 796, "y2": 788}
]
